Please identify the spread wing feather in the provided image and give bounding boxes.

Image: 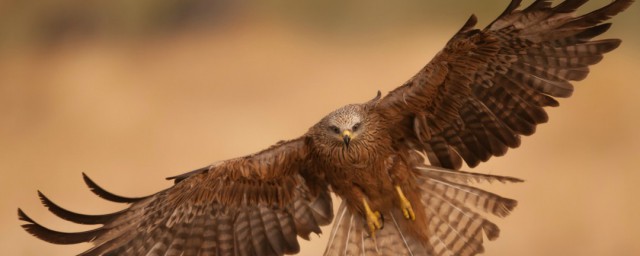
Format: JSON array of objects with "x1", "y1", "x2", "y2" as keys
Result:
[
  {"x1": 378, "y1": 0, "x2": 633, "y2": 169},
  {"x1": 18, "y1": 138, "x2": 333, "y2": 256},
  {"x1": 416, "y1": 164, "x2": 521, "y2": 256}
]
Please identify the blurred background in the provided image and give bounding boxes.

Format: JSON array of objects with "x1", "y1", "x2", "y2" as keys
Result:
[{"x1": 1, "y1": 0, "x2": 639, "y2": 255}]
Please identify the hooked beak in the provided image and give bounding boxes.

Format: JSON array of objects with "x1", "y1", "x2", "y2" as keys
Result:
[{"x1": 342, "y1": 130, "x2": 352, "y2": 148}]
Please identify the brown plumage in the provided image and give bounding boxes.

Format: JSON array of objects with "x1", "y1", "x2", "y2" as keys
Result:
[{"x1": 18, "y1": 0, "x2": 633, "y2": 255}]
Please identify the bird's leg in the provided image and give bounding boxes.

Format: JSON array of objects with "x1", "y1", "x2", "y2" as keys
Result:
[
  {"x1": 387, "y1": 155, "x2": 416, "y2": 221},
  {"x1": 395, "y1": 185, "x2": 415, "y2": 221},
  {"x1": 361, "y1": 197, "x2": 383, "y2": 238},
  {"x1": 350, "y1": 186, "x2": 383, "y2": 238}
]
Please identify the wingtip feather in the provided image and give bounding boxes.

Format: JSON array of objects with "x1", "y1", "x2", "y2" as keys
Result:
[
  {"x1": 37, "y1": 190, "x2": 120, "y2": 225},
  {"x1": 82, "y1": 173, "x2": 147, "y2": 203},
  {"x1": 458, "y1": 14, "x2": 478, "y2": 34},
  {"x1": 18, "y1": 208, "x2": 104, "y2": 245}
]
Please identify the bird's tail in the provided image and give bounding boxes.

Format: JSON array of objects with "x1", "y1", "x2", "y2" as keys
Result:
[
  {"x1": 323, "y1": 165, "x2": 522, "y2": 256},
  {"x1": 323, "y1": 200, "x2": 427, "y2": 256}
]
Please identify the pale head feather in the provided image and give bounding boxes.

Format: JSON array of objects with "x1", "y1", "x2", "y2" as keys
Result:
[{"x1": 312, "y1": 104, "x2": 367, "y2": 146}]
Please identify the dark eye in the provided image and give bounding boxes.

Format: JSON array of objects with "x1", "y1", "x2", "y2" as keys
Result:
[
  {"x1": 352, "y1": 122, "x2": 361, "y2": 131},
  {"x1": 329, "y1": 125, "x2": 340, "y2": 134}
]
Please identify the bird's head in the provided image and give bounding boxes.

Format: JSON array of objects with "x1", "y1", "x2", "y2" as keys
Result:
[
  {"x1": 316, "y1": 104, "x2": 367, "y2": 149},
  {"x1": 310, "y1": 92, "x2": 381, "y2": 150}
]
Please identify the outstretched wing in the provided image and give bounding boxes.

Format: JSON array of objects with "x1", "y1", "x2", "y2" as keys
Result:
[
  {"x1": 18, "y1": 138, "x2": 333, "y2": 256},
  {"x1": 378, "y1": 0, "x2": 632, "y2": 169}
]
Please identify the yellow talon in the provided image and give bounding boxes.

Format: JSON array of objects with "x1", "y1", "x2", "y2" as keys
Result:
[
  {"x1": 395, "y1": 186, "x2": 415, "y2": 221},
  {"x1": 362, "y1": 198, "x2": 383, "y2": 238}
]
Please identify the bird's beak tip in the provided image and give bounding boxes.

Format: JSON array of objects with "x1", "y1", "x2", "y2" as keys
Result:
[
  {"x1": 341, "y1": 130, "x2": 352, "y2": 148},
  {"x1": 343, "y1": 135, "x2": 351, "y2": 147}
]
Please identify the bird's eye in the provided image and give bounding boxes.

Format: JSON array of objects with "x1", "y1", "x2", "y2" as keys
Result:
[
  {"x1": 352, "y1": 122, "x2": 361, "y2": 131},
  {"x1": 329, "y1": 125, "x2": 340, "y2": 134}
]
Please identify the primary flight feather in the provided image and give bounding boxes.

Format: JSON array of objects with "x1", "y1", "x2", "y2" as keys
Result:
[{"x1": 19, "y1": 0, "x2": 633, "y2": 255}]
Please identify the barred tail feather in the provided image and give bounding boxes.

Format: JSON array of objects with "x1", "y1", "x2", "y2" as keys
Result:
[{"x1": 323, "y1": 202, "x2": 427, "y2": 256}]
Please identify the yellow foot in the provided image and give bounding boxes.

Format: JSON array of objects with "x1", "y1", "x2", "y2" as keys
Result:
[
  {"x1": 395, "y1": 186, "x2": 415, "y2": 221},
  {"x1": 362, "y1": 198, "x2": 383, "y2": 238}
]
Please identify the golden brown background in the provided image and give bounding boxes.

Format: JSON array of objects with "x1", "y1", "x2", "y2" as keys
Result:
[{"x1": 1, "y1": 0, "x2": 639, "y2": 255}]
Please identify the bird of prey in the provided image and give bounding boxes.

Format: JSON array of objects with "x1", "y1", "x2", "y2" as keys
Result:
[{"x1": 18, "y1": 0, "x2": 633, "y2": 255}]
